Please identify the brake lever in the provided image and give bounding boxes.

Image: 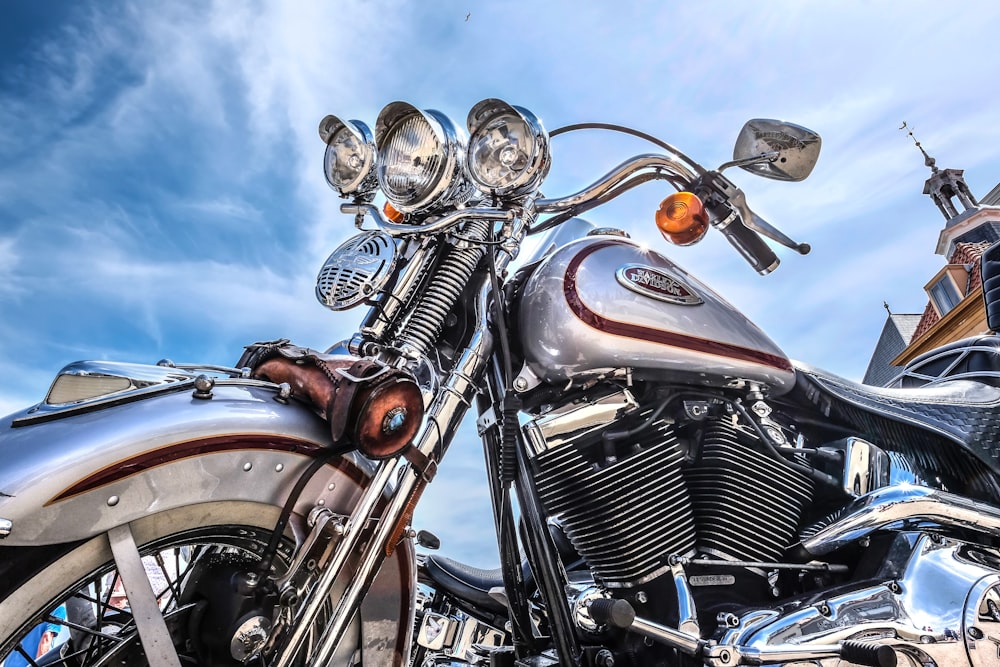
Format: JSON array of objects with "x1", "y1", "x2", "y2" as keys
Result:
[{"x1": 728, "y1": 189, "x2": 811, "y2": 256}]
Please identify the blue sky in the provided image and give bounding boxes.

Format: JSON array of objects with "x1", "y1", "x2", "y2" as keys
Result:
[{"x1": 3, "y1": 1, "x2": 1000, "y2": 565}]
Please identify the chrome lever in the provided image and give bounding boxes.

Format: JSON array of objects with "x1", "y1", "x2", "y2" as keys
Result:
[{"x1": 729, "y1": 188, "x2": 810, "y2": 255}]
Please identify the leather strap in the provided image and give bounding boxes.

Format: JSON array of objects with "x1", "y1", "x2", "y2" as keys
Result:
[
  {"x1": 325, "y1": 359, "x2": 383, "y2": 445},
  {"x1": 402, "y1": 446, "x2": 437, "y2": 482}
]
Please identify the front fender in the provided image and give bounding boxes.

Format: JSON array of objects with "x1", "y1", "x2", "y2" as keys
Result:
[
  {"x1": 0, "y1": 382, "x2": 361, "y2": 545},
  {"x1": 0, "y1": 380, "x2": 416, "y2": 664}
]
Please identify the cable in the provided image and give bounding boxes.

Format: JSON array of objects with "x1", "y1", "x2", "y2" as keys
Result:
[{"x1": 257, "y1": 446, "x2": 349, "y2": 577}]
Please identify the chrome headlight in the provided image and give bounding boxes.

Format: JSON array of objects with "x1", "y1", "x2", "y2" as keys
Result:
[
  {"x1": 375, "y1": 102, "x2": 471, "y2": 213},
  {"x1": 319, "y1": 115, "x2": 377, "y2": 198},
  {"x1": 466, "y1": 99, "x2": 549, "y2": 197}
]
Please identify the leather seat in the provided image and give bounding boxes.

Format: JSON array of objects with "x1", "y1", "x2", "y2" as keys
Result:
[
  {"x1": 422, "y1": 555, "x2": 510, "y2": 616},
  {"x1": 795, "y1": 363, "x2": 1000, "y2": 501}
]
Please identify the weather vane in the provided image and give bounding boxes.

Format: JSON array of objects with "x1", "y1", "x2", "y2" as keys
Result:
[{"x1": 899, "y1": 121, "x2": 937, "y2": 172}]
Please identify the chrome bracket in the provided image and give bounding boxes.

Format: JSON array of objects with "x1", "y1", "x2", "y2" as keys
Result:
[
  {"x1": 334, "y1": 364, "x2": 394, "y2": 384},
  {"x1": 273, "y1": 508, "x2": 348, "y2": 608},
  {"x1": 512, "y1": 364, "x2": 543, "y2": 393},
  {"x1": 477, "y1": 407, "x2": 499, "y2": 436},
  {"x1": 107, "y1": 523, "x2": 182, "y2": 667}
]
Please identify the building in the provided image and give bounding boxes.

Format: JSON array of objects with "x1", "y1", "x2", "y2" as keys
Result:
[
  {"x1": 862, "y1": 311, "x2": 923, "y2": 387},
  {"x1": 862, "y1": 140, "x2": 1000, "y2": 386}
]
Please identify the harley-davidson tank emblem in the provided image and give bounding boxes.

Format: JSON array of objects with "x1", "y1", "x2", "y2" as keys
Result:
[{"x1": 615, "y1": 264, "x2": 703, "y2": 305}]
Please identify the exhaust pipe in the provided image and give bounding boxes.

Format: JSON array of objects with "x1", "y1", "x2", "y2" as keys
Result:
[{"x1": 802, "y1": 484, "x2": 1000, "y2": 555}]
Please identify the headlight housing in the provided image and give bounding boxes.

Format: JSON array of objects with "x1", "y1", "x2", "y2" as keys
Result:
[
  {"x1": 375, "y1": 102, "x2": 471, "y2": 213},
  {"x1": 466, "y1": 98, "x2": 549, "y2": 197},
  {"x1": 319, "y1": 115, "x2": 377, "y2": 198}
]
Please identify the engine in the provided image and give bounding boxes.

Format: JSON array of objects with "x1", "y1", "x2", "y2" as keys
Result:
[
  {"x1": 523, "y1": 388, "x2": 814, "y2": 596},
  {"x1": 531, "y1": 414, "x2": 696, "y2": 589},
  {"x1": 686, "y1": 419, "x2": 813, "y2": 566},
  {"x1": 522, "y1": 387, "x2": 1000, "y2": 667}
]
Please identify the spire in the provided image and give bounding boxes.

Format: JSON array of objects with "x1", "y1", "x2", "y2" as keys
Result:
[
  {"x1": 900, "y1": 121, "x2": 937, "y2": 173},
  {"x1": 900, "y1": 121, "x2": 979, "y2": 221}
]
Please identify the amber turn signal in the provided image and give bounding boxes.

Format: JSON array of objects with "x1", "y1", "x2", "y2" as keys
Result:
[
  {"x1": 383, "y1": 201, "x2": 405, "y2": 223},
  {"x1": 656, "y1": 192, "x2": 709, "y2": 246}
]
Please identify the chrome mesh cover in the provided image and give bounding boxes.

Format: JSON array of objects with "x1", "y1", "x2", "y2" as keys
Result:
[{"x1": 316, "y1": 231, "x2": 397, "y2": 311}]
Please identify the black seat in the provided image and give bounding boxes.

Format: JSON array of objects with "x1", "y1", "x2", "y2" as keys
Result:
[
  {"x1": 795, "y1": 363, "x2": 1000, "y2": 501},
  {"x1": 422, "y1": 555, "x2": 510, "y2": 616}
]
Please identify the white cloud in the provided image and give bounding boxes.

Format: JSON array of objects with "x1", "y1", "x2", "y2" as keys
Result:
[
  {"x1": 0, "y1": 238, "x2": 19, "y2": 294},
  {"x1": 180, "y1": 197, "x2": 265, "y2": 225}
]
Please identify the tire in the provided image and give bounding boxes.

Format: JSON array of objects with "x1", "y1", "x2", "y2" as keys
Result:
[{"x1": 0, "y1": 501, "x2": 358, "y2": 666}]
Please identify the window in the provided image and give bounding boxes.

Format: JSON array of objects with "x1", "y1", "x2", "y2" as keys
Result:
[{"x1": 928, "y1": 275, "x2": 962, "y2": 316}]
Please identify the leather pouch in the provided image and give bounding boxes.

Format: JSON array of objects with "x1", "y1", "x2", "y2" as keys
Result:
[{"x1": 237, "y1": 340, "x2": 424, "y2": 459}]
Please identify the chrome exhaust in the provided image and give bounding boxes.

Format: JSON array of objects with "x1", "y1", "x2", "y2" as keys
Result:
[{"x1": 802, "y1": 484, "x2": 1000, "y2": 556}]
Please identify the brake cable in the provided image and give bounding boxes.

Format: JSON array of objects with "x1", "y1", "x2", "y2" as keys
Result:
[{"x1": 257, "y1": 444, "x2": 351, "y2": 579}]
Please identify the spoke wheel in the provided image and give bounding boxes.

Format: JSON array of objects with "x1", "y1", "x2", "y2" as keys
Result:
[{"x1": 0, "y1": 502, "x2": 353, "y2": 666}]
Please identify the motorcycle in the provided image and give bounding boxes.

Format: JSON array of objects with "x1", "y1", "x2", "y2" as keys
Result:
[{"x1": 2, "y1": 98, "x2": 1000, "y2": 667}]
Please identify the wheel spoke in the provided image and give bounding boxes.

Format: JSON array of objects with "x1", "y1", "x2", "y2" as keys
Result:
[
  {"x1": 107, "y1": 523, "x2": 182, "y2": 667},
  {"x1": 2, "y1": 512, "x2": 346, "y2": 667},
  {"x1": 154, "y1": 551, "x2": 183, "y2": 606}
]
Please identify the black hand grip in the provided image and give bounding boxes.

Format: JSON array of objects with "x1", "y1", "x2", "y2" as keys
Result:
[
  {"x1": 717, "y1": 215, "x2": 780, "y2": 275},
  {"x1": 982, "y1": 241, "x2": 1000, "y2": 332}
]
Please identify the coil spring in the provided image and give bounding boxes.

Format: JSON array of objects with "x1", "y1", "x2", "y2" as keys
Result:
[
  {"x1": 394, "y1": 218, "x2": 491, "y2": 358},
  {"x1": 501, "y1": 397, "x2": 520, "y2": 484}
]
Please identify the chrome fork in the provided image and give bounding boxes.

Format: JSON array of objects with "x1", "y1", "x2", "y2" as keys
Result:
[{"x1": 269, "y1": 281, "x2": 496, "y2": 666}]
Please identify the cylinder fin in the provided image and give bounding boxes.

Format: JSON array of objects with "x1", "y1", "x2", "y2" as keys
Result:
[
  {"x1": 532, "y1": 419, "x2": 696, "y2": 588},
  {"x1": 686, "y1": 419, "x2": 813, "y2": 564}
]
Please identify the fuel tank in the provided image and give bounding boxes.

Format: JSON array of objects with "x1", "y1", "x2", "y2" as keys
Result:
[{"x1": 517, "y1": 234, "x2": 794, "y2": 394}]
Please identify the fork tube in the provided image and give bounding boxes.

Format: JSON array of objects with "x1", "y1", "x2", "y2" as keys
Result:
[{"x1": 304, "y1": 283, "x2": 495, "y2": 666}]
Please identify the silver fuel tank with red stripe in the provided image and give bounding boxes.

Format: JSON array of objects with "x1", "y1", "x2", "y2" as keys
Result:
[{"x1": 516, "y1": 233, "x2": 795, "y2": 394}]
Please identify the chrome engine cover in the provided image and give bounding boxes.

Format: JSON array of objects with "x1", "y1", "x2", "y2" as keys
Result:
[
  {"x1": 719, "y1": 534, "x2": 1000, "y2": 667},
  {"x1": 517, "y1": 235, "x2": 794, "y2": 394}
]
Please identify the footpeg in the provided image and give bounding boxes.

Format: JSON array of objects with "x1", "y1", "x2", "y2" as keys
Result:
[
  {"x1": 705, "y1": 641, "x2": 898, "y2": 667},
  {"x1": 587, "y1": 598, "x2": 635, "y2": 629},
  {"x1": 840, "y1": 641, "x2": 897, "y2": 667},
  {"x1": 588, "y1": 598, "x2": 702, "y2": 657}
]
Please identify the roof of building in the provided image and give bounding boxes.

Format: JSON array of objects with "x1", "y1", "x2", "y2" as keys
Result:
[
  {"x1": 982, "y1": 182, "x2": 1000, "y2": 206},
  {"x1": 910, "y1": 240, "x2": 991, "y2": 341},
  {"x1": 863, "y1": 313, "x2": 924, "y2": 386}
]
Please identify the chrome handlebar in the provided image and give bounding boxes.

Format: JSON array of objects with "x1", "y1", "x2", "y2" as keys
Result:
[
  {"x1": 341, "y1": 203, "x2": 515, "y2": 236},
  {"x1": 534, "y1": 154, "x2": 698, "y2": 214},
  {"x1": 343, "y1": 146, "x2": 805, "y2": 275}
]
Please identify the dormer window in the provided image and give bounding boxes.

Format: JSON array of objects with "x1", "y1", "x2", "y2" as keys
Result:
[{"x1": 924, "y1": 265, "x2": 968, "y2": 317}]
